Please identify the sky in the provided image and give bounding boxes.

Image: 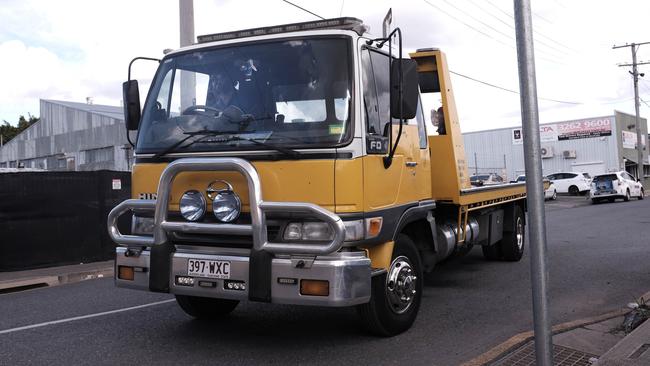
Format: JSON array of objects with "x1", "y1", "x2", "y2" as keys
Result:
[{"x1": 1, "y1": 0, "x2": 650, "y2": 132}]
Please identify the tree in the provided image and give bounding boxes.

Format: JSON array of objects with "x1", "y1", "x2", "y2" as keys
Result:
[{"x1": 0, "y1": 115, "x2": 39, "y2": 145}]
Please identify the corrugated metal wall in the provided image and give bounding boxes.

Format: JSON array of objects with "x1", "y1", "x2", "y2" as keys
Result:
[
  {"x1": 0, "y1": 100, "x2": 131, "y2": 171},
  {"x1": 462, "y1": 114, "x2": 640, "y2": 181}
]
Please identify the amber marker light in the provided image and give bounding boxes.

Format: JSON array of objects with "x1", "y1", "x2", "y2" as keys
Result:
[
  {"x1": 118, "y1": 266, "x2": 135, "y2": 281},
  {"x1": 300, "y1": 280, "x2": 329, "y2": 296},
  {"x1": 366, "y1": 217, "x2": 383, "y2": 238}
]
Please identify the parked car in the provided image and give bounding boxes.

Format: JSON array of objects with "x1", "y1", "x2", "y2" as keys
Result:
[
  {"x1": 590, "y1": 171, "x2": 644, "y2": 203},
  {"x1": 513, "y1": 175, "x2": 557, "y2": 200},
  {"x1": 546, "y1": 172, "x2": 591, "y2": 195},
  {"x1": 470, "y1": 173, "x2": 504, "y2": 187}
]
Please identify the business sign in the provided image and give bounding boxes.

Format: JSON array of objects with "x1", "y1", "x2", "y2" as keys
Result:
[
  {"x1": 512, "y1": 125, "x2": 558, "y2": 145},
  {"x1": 556, "y1": 117, "x2": 612, "y2": 140},
  {"x1": 622, "y1": 130, "x2": 646, "y2": 149}
]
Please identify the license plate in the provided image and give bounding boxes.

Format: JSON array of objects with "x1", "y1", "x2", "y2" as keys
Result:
[{"x1": 187, "y1": 259, "x2": 231, "y2": 279}]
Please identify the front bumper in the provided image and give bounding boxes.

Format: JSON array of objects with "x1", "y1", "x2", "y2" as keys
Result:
[
  {"x1": 115, "y1": 247, "x2": 371, "y2": 307},
  {"x1": 108, "y1": 157, "x2": 371, "y2": 307}
]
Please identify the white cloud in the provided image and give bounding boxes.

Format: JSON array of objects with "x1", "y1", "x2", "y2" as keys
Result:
[{"x1": 0, "y1": 0, "x2": 649, "y2": 130}]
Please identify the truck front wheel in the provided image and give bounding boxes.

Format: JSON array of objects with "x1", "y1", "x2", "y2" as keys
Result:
[
  {"x1": 357, "y1": 234, "x2": 423, "y2": 336},
  {"x1": 175, "y1": 295, "x2": 239, "y2": 319}
]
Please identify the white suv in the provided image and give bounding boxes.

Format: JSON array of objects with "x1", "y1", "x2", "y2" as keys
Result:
[
  {"x1": 590, "y1": 171, "x2": 644, "y2": 203},
  {"x1": 546, "y1": 172, "x2": 591, "y2": 195}
]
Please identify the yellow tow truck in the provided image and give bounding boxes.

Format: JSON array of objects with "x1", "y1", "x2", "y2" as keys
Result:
[{"x1": 108, "y1": 17, "x2": 527, "y2": 336}]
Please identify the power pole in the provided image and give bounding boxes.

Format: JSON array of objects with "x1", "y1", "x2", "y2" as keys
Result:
[
  {"x1": 613, "y1": 42, "x2": 650, "y2": 179},
  {"x1": 179, "y1": 0, "x2": 196, "y2": 112},
  {"x1": 513, "y1": 1, "x2": 553, "y2": 365}
]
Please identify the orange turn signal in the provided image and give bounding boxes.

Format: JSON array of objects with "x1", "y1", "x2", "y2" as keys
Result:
[
  {"x1": 366, "y1": 217, "x2": 383, "y2": 238},
  {"x1": 118, "y1": 266, "x2": 135, "y2": 281},
  {"x1": 300, "y1": 279, "x2": 329, "y2": 296}
]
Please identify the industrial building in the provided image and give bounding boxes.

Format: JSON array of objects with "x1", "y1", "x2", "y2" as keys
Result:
[
  {"x1": 0, "y1": 100, "x2": 131, "y2": 171},
  {"x1": 463, "y1": 111, "x2": 649, "y2": 185}
]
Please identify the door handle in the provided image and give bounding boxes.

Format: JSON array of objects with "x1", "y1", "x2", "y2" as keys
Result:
[{"x1": 405, "y1": 161, "x2": 418, "y2": 167}]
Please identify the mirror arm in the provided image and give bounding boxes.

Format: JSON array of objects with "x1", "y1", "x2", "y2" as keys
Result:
[
  {"x1": 127, "y1": 57, "x2": 161, "y2": 81},
  {"x1": 382, "y1": 27, "x2": 403, "y2": 169}
]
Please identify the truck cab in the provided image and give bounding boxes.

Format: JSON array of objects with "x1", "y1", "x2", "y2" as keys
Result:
[{"x1": 109, "y1": 17, "x2": 527, "y2": 336}]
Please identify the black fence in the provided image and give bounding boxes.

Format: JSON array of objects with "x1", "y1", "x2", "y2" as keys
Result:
[{"x1": 0, "y1": 171, "x2": 131, "y2": 271}]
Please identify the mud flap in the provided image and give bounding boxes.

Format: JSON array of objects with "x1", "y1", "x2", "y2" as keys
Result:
[
  {"x1": 149, "y1": 242, "x2": 174, "y2": 293},
  {"x1": 248, "y1": 250, "x2": 273, "y2": 302}
]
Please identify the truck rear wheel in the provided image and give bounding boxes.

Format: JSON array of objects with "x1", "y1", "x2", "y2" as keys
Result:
[
  {"x1": 357, "y1": 234, "x2": 423, "y2": 336},
  {"x1": 500, "y1": 206, "x2": 525, "y2": 261},
  {"x1": 175, "y1": 295, "x2": 239, "y2": 319}
]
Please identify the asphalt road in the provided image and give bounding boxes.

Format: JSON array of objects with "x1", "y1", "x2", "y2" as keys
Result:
[{"x1": 1, "y1": 196, "x2": 649, "y2": 365}]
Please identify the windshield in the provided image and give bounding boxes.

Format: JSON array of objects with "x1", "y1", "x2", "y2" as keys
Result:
[
  {"x1": 136, "y1": 38, "x2": 352, "y2": 154},
  {"x1": 593, "y1": 174, "x2": 617, "y2": 182}
]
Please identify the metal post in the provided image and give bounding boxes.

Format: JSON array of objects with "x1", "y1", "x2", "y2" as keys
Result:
[
  {"x1": 613, "y1": 42, "x2": 650, "y2": 179},
  {"x1": 179, "y1": 0, "x2": 196, "y2": 112},
  {"x1": 474, "y1": 152, "x2": 478, "y2": 176},
  {"x1": 513, "y1": 1, "x2": 553, "y2": 365},
  {"x1": 631, "y1": 46, "x2": 644, "y2": 179}
]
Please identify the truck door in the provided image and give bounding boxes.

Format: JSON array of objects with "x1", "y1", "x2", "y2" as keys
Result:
[{"x1": 360, "y1": 47, "x2": 429, "y2": 211}]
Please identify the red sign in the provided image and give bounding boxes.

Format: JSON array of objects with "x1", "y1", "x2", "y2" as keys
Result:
[{"x1": 557, "y1": 118, "x2": 612, "y2": 140}]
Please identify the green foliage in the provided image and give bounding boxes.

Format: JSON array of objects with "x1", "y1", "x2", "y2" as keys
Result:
[{"x1": 0, "y1": 115, "x2": 39, "y2": 144}]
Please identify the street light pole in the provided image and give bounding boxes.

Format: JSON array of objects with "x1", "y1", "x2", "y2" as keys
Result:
[{"x1": 513, "y1": 1, "x2": 553, "y2": 365}]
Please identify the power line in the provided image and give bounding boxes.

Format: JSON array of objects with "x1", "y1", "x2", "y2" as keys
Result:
[
  {"x1": 438, "y1": 0, "x2": 564, "y2": 59},
  {"x1": 449, "y1": 70, "x2": 582, "y2": 105},
  {"x1": 280, "y1": 0, "x2": 325, "y2": 20},
  {"x1": 465, "y1": 0, "x2": 574, "y2": 55},
  {"x1": 421, "y1": 0, "x2": 566, "y2": 66},
  {"x1": 483, "y1": 0, "x2": 573, "y2": 53},
  {"x1": 640, "y1": 98, "x2": 650, "y2": 109}
]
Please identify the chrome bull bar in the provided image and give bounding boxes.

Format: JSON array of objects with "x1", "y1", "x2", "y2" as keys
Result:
[{"x1": 107, "y1": 157, "x2": 346, "y2": 256}]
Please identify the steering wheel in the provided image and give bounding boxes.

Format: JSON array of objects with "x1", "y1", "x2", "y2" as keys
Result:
[{"x1": 181, "y1": 105, "x2": 221, "y2": 116}]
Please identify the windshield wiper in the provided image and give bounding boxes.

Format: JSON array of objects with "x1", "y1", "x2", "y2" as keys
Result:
[
  {"x1": 153, "y1": 130, "x2": 241, "y2": 158},
  {"x1": 227, "y1": 135, "x2": 301, "y2": 158}
]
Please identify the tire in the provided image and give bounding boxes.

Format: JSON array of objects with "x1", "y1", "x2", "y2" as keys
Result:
[
  {"x1": 551, "y1": 190, "x2": 557, "y2": 200},
  {"x1": 175, "y1": 295, "x2": 239, "y2": 319},
  {"x1": 357, "y1": 234, "x2": 423, "y2": 336},
  {"x1": 500, "y1": 205, "x2": 525, "y2": 262},
  {"x1": 624, "y1": 189, "x2": 630, "y2": 202},
  {"x1": 591, "y1": 198, "x2": 600, "y2": 204},
  {"x1": 568, "y1": 185, "x2": 579, "y2": 195},
  {"x1": 639, "y1": 189, "x2": 644, "y2": 200}
]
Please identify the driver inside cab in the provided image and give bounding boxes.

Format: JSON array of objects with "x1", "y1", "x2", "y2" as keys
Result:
[{"x1": 206, "y1": 72, "x2": 240, "y2": 112}]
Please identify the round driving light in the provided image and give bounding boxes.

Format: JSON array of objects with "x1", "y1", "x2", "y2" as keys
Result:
[
  {"x1": 179, "y1": 190, "x2": 206, "y2": 222},
  {"x1": 212, "y1": 191, "x2": 241, "y2": 222}
]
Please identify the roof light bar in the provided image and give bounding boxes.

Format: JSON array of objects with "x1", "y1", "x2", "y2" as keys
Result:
[{"x1": 197, "y1": 17, "x2": 367, "y2": 44}]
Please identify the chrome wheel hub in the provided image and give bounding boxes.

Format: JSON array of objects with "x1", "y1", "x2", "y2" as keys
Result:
[
  {"x1": 386, "y1": 256, "x2": 417, "y2": 314},
  {"x1": 516, "y1": 217, "x2": 524, "y2": 251}
]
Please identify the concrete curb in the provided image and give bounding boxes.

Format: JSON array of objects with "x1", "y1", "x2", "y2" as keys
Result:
[
  {"x1": 0, "y1": 266, "x2": 114, "y2": 293},
  {"x1": 461, "y1": 308, "x2": 631, "y2": 366}
]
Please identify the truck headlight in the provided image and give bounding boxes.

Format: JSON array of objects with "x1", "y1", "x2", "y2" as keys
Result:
[
  {"x1": 212, "y1": 191, "x2": 241, "y2": 222},
  {"x1": 283, "y1": 222, "x2": 334, "y2": 241},
  {"x1": 179, "y1": 190, "x2": 206, "y2": 222}
]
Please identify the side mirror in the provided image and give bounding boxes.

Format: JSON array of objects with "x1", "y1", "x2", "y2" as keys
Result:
[
  {"x1": 122, "y1": 80, "x2": 141, "y2": 131},
  {"x1": 390, "y1": 59, "x2": 419, "y2": 120}
]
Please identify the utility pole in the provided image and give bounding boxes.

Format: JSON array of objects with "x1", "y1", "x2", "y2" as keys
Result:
[
  {"x1": 179, "y1": 0, "x2": 196, "y2": 112},
  {"x1": 613, "y1": 42, "x2": 650, "y2": 179},
  {"x1": 513, "y1": 1, "x2": 553, "y2": 365}
]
